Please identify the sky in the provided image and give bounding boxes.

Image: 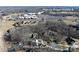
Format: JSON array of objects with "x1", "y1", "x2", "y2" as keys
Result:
[{"x1": 0, "y1": 0, "x2": 79, "y2": 6}]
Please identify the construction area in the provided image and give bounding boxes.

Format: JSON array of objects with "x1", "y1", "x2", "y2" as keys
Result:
[{"x1": 1, "y1": 6, "x2": 79, "y2": 52}]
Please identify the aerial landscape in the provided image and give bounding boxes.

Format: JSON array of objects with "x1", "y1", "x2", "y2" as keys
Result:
[{"x1": 0, "y1": 6, "x2": 79, "y2": 52}]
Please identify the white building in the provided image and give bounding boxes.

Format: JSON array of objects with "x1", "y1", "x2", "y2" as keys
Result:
[
  {"x1": 38, "y1": 11, "x2": 44, "y2": 15},
  {"x1": 19, "y1": 16, "x2": 24, "y2": 19},
  {"x1": 24, "y1": 14, "x2": 38, "y2": 19},
  {"x1": 28, "y1": 13, "x2": 36, "y2": 15},
  {"x1": 17, "y1": 12, "x2": 39, "y2": 20}
]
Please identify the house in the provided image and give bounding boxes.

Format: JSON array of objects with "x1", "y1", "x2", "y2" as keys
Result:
[
  {"x1": 38, "y1": 11, "x2": 44, "y2": 15},
  {"x1": 19, "y1": 16, "x2": 24, "y2": 19},
  {"x1": 28, "y1": 13, "x2": 36, "y2": 15},
  {"x1": 18, "y1": 14, "x2": 38, "y2": 19}
]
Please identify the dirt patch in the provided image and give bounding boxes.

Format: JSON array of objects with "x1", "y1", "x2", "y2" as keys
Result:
[{"x1": 0, "y1": 21, "x2": 15, "y2": 52}]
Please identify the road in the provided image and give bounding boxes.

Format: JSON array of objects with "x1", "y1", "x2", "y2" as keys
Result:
[{"x1": 0, "y1": 20, "x2": 15, "y2": 52}]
